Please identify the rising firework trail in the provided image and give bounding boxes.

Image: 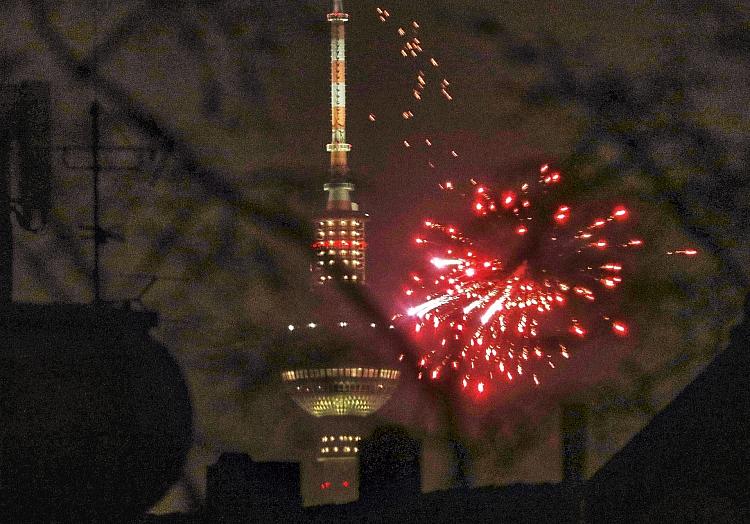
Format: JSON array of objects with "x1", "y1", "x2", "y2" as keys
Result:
[{"x1": 370, "y1": 6, "x2": 456, "y2": 170}]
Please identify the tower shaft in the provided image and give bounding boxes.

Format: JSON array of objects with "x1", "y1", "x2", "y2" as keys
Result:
[
  {"x1": 326, "y1": 1, "x2": 351, "y2": 180},
  {"x1": 315, "y1": 0, "x2": 365, "y2": 284}
]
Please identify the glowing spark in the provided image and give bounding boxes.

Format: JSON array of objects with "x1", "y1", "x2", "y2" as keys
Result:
[
  {"x1": 554, "y1": 205, "x2": 570, "y2": 224},
  {"x1": 613, "y1": 206, "x2": 629, "y2": 220},
  {"x1": 612, "y1": 321, "x2": 628, "y2": 335},
  {"x1": 430, "y1": 257, "x2": 462, "y2": 268}
]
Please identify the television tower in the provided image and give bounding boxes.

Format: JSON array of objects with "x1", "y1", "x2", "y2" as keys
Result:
[
  {"x1": 281, "y1": 0, "x2": 399, "y2": 505},
  {"x1": 313, "y1": 0, "x2": 364, "y2": 285}
]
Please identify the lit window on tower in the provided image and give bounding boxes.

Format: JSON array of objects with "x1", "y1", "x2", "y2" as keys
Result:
[{"x1": 312, "y1": 213, "x2": 366, "y2": 284}]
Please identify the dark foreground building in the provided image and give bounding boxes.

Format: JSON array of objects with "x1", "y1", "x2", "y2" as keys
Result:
[
  {"x1": 205, "y1": 453, "x2": 302, "y2": 523},
  {"x1": 306, "y1": 424, "x2": 575, "y2": 523},
  {"x1": 586, "y1": 292, "x2": 750, "y2": 522},
  {"x1": 150, "y1": 294, "x2": 750, "y2": 522},
  {"x1": 200, "y1": 426, "x2": 575, "y2": 524}
]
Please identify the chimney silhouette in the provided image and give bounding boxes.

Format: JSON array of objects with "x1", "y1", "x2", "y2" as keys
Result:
[
  {"x1": 206, "y1": 453, "x2": 302, "y2": 522},
  {"x1": 449, "y1": 439, "x2": 473, "y2": 489},
  {"x1": 358, "y1": 426, "x2": 421, "y2": 503},
  {"x1": 561, "y1": 403, "x2": 589, "y2": 522},
  {"x1": 561, "y1": 403, "x2": 588, "y2": 484}
]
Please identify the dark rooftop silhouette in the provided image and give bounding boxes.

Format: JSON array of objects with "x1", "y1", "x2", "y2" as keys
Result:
[
  {"x1": 586, "y1": 292, "x2": 750, "y2": 522},
  {"x1": 144, "y1": 292, "x2": 750, "y2": 522},
  {"x1": 1, "y1": 82, "x2": 193, "y2": 522},
  {"x1": 358, "y1": 425, "x2": 421, "y2": 503},
  {"x1": 206, "y1": 453, "x2": 302, "y2": 523},
  {"x1": 1, "y1": 303, "x2": 193, "y2": 522}
]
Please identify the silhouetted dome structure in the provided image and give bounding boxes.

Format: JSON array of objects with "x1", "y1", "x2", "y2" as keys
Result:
[{"x1": 0, "y1": 303, "x2": 193, "y2": 522}]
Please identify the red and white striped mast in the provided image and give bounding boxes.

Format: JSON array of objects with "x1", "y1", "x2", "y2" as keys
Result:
[
  {"x1": 312, "y1": 0, "x2": 366, "y2": 285},
  {"x1": 324, "y1": 0, "x2": 356, "y2": 212}
]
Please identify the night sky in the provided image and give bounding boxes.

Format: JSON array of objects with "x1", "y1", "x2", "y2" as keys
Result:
[{"x1": 2, "y1": 0, "x2": 749, "y2": 511}]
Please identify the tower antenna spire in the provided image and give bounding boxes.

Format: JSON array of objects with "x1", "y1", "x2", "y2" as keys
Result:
[{"x1": 326, "y1": 0, "x2": 351, "y2": 180}]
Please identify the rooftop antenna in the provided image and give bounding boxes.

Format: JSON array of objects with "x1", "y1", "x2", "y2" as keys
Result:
[
  {"x1": 63, "y1": 1, "x2": 155, "y2": 304},
  {"x1": 90, "y1": 0, "x2": 104, "y2": 303},
  {"x1": 90, "y1": 101, "x2": 104, "y2": 302}
]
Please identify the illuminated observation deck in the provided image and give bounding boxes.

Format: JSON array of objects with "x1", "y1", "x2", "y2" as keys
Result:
[{"x1": 281, "y1": 367, "x2": 400, "y2": 417}]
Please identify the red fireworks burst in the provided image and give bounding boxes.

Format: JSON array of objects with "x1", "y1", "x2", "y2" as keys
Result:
[{"x1": 399, "y1": 165, "x2": 673, "y2": 395}]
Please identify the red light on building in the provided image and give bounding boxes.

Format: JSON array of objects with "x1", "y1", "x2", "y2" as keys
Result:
[
  {"x1": 342, "y1": 480, "x2": 350, "y2": 488},
  {"x1": 312, "y1": 215, "x2": 366, "y2": 284}
]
